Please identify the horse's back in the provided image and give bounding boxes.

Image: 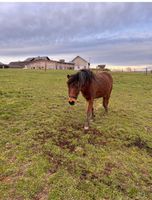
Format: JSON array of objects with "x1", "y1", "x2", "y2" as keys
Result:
[
  {"x1": 97, "y1": 72, "x2": 113, "y2": 85},
  {"x1": 94, "y1": 71, "x2": 113, "y2": 98}
]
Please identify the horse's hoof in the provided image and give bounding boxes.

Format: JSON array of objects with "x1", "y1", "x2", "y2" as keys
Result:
[{"x1": 84, "y1": 126, "x2": 89, "y2": 130}]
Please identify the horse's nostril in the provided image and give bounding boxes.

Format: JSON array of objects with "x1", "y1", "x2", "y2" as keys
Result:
[{"x1": 69, "y1": 101, "x2": 75, "y2": 105}]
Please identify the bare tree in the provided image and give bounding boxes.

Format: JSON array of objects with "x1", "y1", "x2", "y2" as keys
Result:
[{"x1": 126, "y1": 67, "x2": 132, "y2": 72}]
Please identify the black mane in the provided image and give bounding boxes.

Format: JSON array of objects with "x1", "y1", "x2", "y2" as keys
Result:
[{"x1": 67, "y1": 69, "x2": 95, "y2": 87}]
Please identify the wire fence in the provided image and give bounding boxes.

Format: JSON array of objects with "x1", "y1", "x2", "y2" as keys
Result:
[{"x1": 112, "y1": 67, "x2": 152, "y2": 75}]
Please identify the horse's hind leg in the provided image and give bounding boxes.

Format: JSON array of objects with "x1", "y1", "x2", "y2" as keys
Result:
[
  {"x1": 92, "y1": 107, "x2": 95, "y2": 118},
  {"x1": 103, "y1": 97, "x2": 109, "y2": 113},
  {"x1": 103, "y1": 84, "x2": 112, "y2": 113},
  {"x1": 90, "y1": 108, "x2": 95, "y2": 121}
]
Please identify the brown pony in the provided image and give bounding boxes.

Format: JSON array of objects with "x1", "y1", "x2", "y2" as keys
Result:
[{"x1": 67, "y1": 69, "x2": 113, "y2": 130}]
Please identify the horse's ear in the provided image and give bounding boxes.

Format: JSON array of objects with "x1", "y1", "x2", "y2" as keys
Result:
[{"x1": 67, "y1": 74, "x2": 70, "y2": 79}]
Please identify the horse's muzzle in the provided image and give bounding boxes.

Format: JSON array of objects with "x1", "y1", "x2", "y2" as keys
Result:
[
  {"x1": 69, "y1": 101, "x2": 75, "y2": 105},
  {"x1": 68, "y1": 97, "x2": 76, "y2": 106}
]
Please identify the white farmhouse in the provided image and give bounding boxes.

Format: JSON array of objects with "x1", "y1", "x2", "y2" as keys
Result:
[{"x1": 71, "y1": 56, "x2": 90, "y2": 70}]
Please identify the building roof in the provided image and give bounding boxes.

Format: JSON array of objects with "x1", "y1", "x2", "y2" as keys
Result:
[
  {"x1": 0, "y1": 62, "x2": 9, "y2": 67},
  {"x1": 9, "y1": 56, "x2": 52, "y2": 68},
  {"x1": 0, "y1": 62, "x2": 8, "y2": 65},
  {"x1": 71, "y1": 56, "x2": 89, "y2": 64},
  {"x1": 24, "y1": 56, "x2": 50, "y2": 62},
  {"x1": 9, "y1": 61, "x2": 30, "y2": 68},
  {"x1": 24, "y1": 57, "x2": 34, "y2": 62}
]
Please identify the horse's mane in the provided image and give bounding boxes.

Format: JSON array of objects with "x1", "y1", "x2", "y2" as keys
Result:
[{"x1": 67, "y1": 69, "x2": 95, "y2": 87}]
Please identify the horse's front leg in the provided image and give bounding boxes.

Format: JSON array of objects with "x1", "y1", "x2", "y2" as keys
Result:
[
  {"x1": 92, "y1": 107, "x2": 95, "y2": 119},
  {"x1": 84, "y1": 100, "x2": 93, "y2": 130}
]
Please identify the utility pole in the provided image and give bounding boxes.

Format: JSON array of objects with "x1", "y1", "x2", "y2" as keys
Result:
[{"x1": 88, "y1": 57, "x2": 91, "y2": 69}]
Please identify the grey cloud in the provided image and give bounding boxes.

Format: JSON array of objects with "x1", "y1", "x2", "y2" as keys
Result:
[{"x1": 0, "y1": 3, "x2": 152, "y2": 66}]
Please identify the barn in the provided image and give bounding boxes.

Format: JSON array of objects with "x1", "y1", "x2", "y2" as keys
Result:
[
  {"x1": 0, "y1": 62, "x2": 9, "y2": 68},
  {"x1": 71, "y1": 56, "x2": 90, "y2": 70},
  {"x1": 56, "y1": 59, "x2": 74, "y2": 70},
  {"x1": 8, "y1": 56, "x2": 90, "y2": 70},
  {"x1": 24, "y1": 56, "x2": 54, "y2": 70},
  {"x1": 15, "y1": 56, "x2": 74, "y2": 70},
  {"x1": 9, "y1": 61, "x2": 29, "y2": 68}
]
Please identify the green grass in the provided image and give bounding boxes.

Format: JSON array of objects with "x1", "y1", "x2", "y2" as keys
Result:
[{"x1": 0, "y1": 69, "x2": 152, "y2": 200}]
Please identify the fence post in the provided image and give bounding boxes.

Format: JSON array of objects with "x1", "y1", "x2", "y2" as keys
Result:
[
  {"x1": 146, "y1": 68, "x2": 148, "y2": 75},
  {"x1": 45, "y1": 61, "x2": 47, "y2": 72}
]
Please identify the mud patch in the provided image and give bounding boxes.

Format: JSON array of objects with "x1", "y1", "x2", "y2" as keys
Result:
[
  {"x1": 44, "y1": 151, "x2": 64, "y2": 174},
  {"x1": 88, "y1": 127, "x2": 104, "y2": 136},
  {"x1": 69, "y1": 122, "x2": 84, "y2": 131},
  {"x1": 34, "y1": 172, "x2": 51, "y2": 200},
  {"x1": 88, "y1": 135, "x2": 107, "y2": 146},
  {"x1": 126, "y1": 137, "x2": 152, "y2": 156},
  {"x1": 103, "y1": 162, "x2": 117, "y2": 176},
  {"x1": 57, "y1": 140, "x2": 75, "y2": 152},
  {"x1": 87, "y1": 128, "x2": 107, "y2": 146},
  {"x1": 33, "y1": 130, "x2": 53, "y2": 144}
]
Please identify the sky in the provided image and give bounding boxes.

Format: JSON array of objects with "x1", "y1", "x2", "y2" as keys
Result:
[{"x1": 0, "y1": 2, "x2": 152, "y2": 68}]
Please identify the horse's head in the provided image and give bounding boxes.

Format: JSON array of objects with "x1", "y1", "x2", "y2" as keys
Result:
[
  {"x1": 67, "y1": 74, "x2": 80, "y2": 105},
  {"x1": 67, "y1": 70, "x2": 94, "y2": 105}
]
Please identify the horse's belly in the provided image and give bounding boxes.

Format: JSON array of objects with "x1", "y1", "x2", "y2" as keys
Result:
[
  {"x1": 94, "y1": 85, "x2": 111, "y2": 98},
  {"x1": 95, "y1": 91, "x2": 105, "y2": 98}
]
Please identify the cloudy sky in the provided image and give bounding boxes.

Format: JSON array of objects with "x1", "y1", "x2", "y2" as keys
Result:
[{"x1": 0, "y1": 2, "x2": 152, "y2": 67}]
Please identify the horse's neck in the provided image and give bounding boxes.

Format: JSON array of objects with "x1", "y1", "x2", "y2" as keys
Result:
[{"x1": 81, "y1": 83, "x2": 92, "y2": 100}]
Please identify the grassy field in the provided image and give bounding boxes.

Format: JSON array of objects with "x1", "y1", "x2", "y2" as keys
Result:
[{"x1": 0, "y1": 69, "x2": 152, "y2": 200}]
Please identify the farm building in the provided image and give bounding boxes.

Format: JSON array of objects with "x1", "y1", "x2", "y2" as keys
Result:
[
  {"x1": 0, "y1": 62, "x2": 9, "y2": 68},
  {"x1": 9, "y1": 61, "x2": 29, "y2": 68},
  {"x1": 8, "y1": 55, "x2": 89, "y2": 70},
  {"x1": 25, "y1": 57, "x2": 74, "y2": 70},
  {"x1": 9, "y1": 57, "x2": 54, "y2": 69},
  {"x1": 55, "y1": 59, "x2": 74, "y2": 70},
  {"x1": 9, "y1": 56, "x2": 74, "y2": 70},
  {"x1": 96, "y1": 64, "x2": 106, "y2": 70},
  {"x1": 25, "y1": 57, "x2": 75, "y2": 70},
  {"x1": 71, "y1": 56, "x2": 90, "y2": 70},
  {"x1": 24, "y1": 56, "x2": 55, "y2": 70}
]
